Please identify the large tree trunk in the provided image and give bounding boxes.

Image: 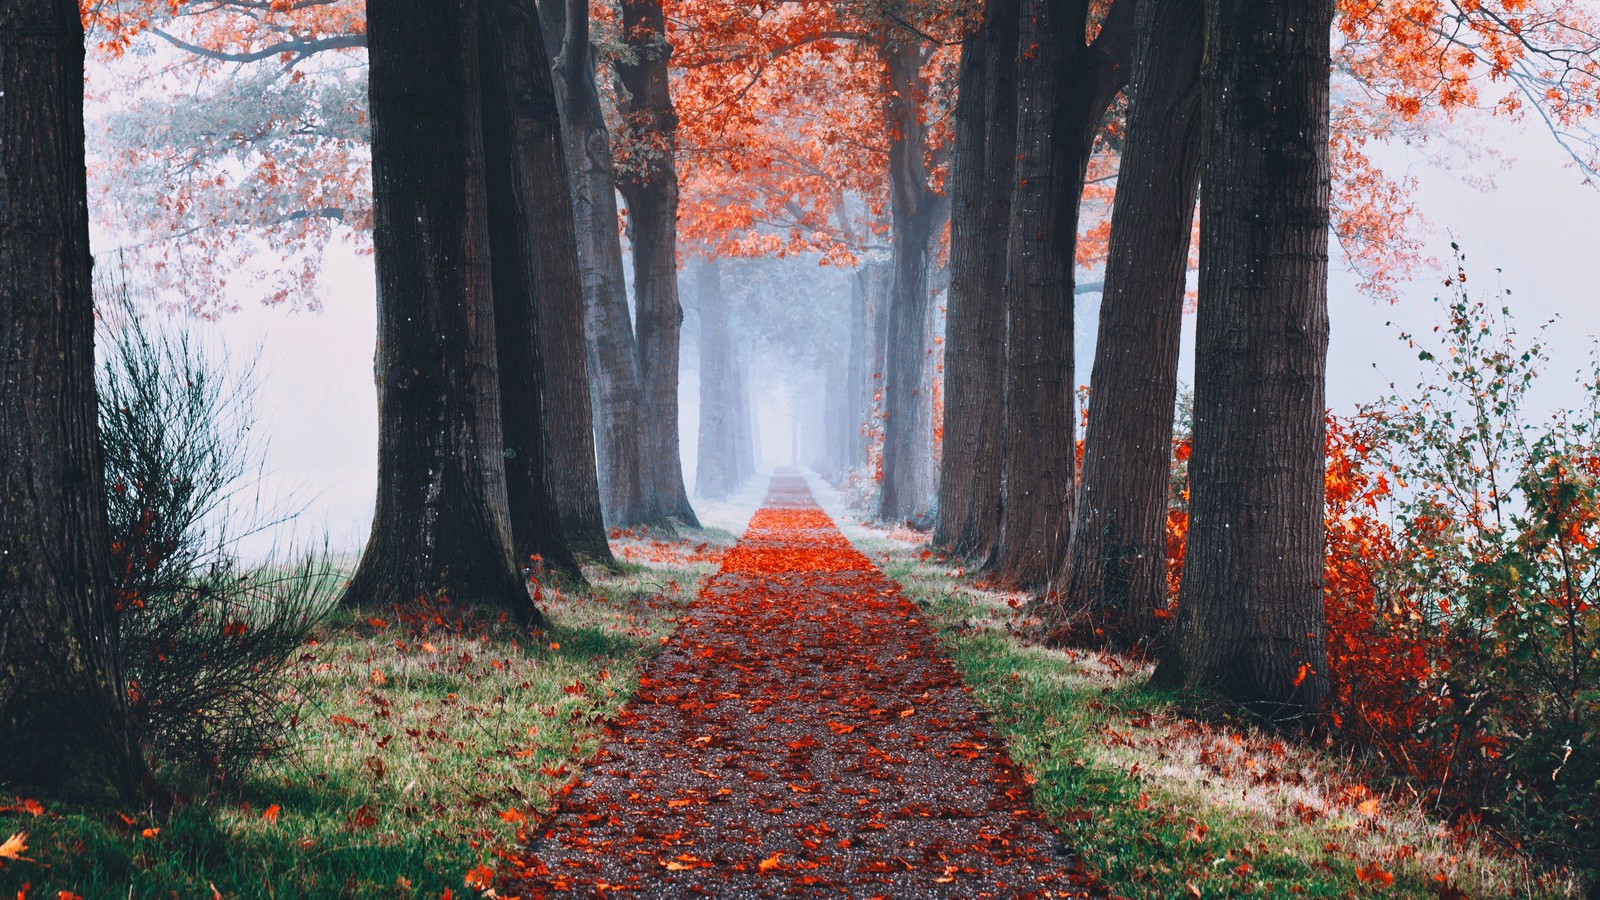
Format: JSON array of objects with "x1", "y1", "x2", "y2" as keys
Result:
[
  {"x1": 935, "y1": 0, "x2": 1019, "y2": 561},
  {"x1": 616, "y1": 0, "x2": 699, "y2": 528},
  {"x1": 1056, "y1": 0, "x2": 1205, "y2": 649},
  {"x1": 990, "y1": 0, "x2": 1132, "y2": 588},
  {"x1": 479, "y1": 0, "x2": 615, "y2": 579},
  {"x1": 0, "y1": 0, "x2": 145, "y2": 800},
  {"x1": 842, "y1": 268, "x2": 869, "y2": 478},
  {"x1": 539, "y1": 0, "x2": 665, "y2": 528},
  {"x1": 344, "y1": 0, "x2": 538, "y2": 626},
  {"x1": 877, "y1": 38, "x2": 941, "y2": 524},
  {"x1": 693, "y1": 256, "x2": 737, "y2": 500},
  {"x1": 1154, "y1": 0, "x2": 1335, "y2": 719}
]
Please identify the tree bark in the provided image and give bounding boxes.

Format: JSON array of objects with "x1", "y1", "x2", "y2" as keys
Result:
[
  {"x1": 1154, "y1": 0, "x2": 1335, "y2": 719},
  {"x1": 539, "y1": 0, "x2": 666, "y2": 528},
  {"x1": 991, "y1": 0, "x2": 1132, "y2": 588},
  {"x1": 693, "y1": 256, "x2": 737, "y2": 500},
  {"x1": 877, "y1": 38, "x2": 941, "y2": 524},
  {"x1": 935, "y1": 0, "x2": 1019, "y2": 561},
  {"x1": 343, "y1": 0, "x2": 538, "y2": 626},
  {"x1": 479, "y1": 0, "x2": 616, "y2": 579},
  {"x1": 0, "y1": 0, "x2": 145, "y2": 800},
  {"x1": 615, "y1": 0, "x2": 699, "y2": 528},
  {"x1": 1057, "y1": 0, "x2": 1205, "y2": 649}
]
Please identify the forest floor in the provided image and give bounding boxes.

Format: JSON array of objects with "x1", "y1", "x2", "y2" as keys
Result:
[
  {"x1": 506, "y1": 473, "x2": 1098, "y2": 898},
  {"x1": 0, "y1": 496, "x2": 752, "y2": 899},
  {"x1": 1, "y1": 475, "x2": 1585, "y2": 898},
  {"x1": 808, "y1": 479, "x2": 1586, "y2": 900}
]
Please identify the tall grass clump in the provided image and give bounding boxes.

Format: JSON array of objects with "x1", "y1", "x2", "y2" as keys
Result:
[{"x1": 97, "y1": 279, "x2": 336, "y2": 780}]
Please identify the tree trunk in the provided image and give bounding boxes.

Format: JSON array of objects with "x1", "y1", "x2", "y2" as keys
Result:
[
  {"x1": 842, "y1": 268, "x2": 869, "y2": 478},
  {"x1": 344, "y1": 0, "x2": 538, "y2": 626},
  {"x1": 935, "y1": 0, "x2": 1019, "y2": 561},
  {"x1": 1153, "y1": 0, "x2": 1335, "y2": 719},
  {"x1": 539, "y1": 0, "x2": 665, "y2": 528},
  {"x1": 0, "y1": 0, "x2": 145, "y2": 801},
  {"x1": 990, "y1": 0, "x2": 1131, "y2": 588},
  {"x1": 479, "y1": 0, "x2": 615, "y2": 579},
  {"x1": 877, "y1": 38, "x2": 941, "y2": 524},
  {"x1": 731, "y1": 357, "x2": 757, "y2": 484},
  {"x1": 1057, "y1": 0, "x2": 1205, "y2": 649},
  {"x1": 693, "y1": 256, "x2": 737, "y2": 500},
  {"x1": 616, "y1": 0, "x2": 699, "y2": 528}
]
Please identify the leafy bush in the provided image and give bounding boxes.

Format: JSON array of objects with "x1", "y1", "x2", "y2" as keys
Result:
[
  {"x1": 97, "y1": 289, "x2": 335, "y2": 778},
  {"x1": 1328, "y1": 248, "x2": 1598, "y2": 877}
]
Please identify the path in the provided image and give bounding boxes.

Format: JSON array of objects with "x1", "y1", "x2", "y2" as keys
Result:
[{"x1": 508, "y1": 475, "x2": 1098, "y2": 898}]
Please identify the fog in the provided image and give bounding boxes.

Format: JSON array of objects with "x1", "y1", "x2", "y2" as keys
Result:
[{"x1": 114, "y1": 109, "x2": 1600, "y2": 557}]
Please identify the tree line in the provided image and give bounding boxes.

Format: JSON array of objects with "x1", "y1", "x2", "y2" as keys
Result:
[{"x1": 8, "y1": 0, "x2": 1600, "y2": 804}]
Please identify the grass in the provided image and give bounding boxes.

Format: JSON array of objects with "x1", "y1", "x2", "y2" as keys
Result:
[
  {"x1": 0, "y1": 527, "x2": 732, "y2": 899},
  {"x1": 807, "y1": 477, "x2": 1586, "y2": 900}
]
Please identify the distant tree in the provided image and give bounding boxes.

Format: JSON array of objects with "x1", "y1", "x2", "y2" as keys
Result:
[
  {"x1": 0, "y1": 0, "x2": 146, "y2": 800},
  {"x1": 341, "y1": 0, "x2": 539, "y2": 624},
  {"x1": 538, "y1": 0, "x2": 670, "y2": 529},
  {"x1": 691, "y1": 256, "x2": 740, "y2": 500},
  {"x1": 1155, "y1": 0, "x2": 1336, "y2": 718},
  {"x1": 615, "y1": 0, "x2": 700, "y2": 527},
  {"x1": 1058, "y1": 0, "x2": 1205, "y2": 649}
]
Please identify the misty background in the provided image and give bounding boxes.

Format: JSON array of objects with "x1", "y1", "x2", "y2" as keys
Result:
[{"x1": 90, "y1": 107, "x2": 1600, "y2": 557}]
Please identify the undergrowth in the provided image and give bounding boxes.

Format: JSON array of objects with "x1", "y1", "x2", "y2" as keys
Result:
[{"x1": 0, "y1": 532, "x2": 725, "y2": 899}]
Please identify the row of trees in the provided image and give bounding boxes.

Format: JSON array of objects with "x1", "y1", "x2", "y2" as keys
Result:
[{"x1": 10, "y1": 0, "x2": 1600, "y2": 799}]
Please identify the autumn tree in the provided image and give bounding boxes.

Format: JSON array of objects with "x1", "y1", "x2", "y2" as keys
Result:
[
  {"x1": 988, "y1": 0, "x2": 1131, "y2": 588},
  {"x1": 691, "y1": 255, "x2": 741, "y2": 500},
  {"x1": 0, "y1": 0, "x2": 145, "y2": 799},
  {"x1": 1056, "y1": 0, "x2": 1204, "y2": 648},
  {"x1": 1154, "y1": 0, "x2": 1336, "y2": 718},
  {"x1": 537, "y1": 0, "x2": 671, "y2": 529},
  {"x1": 934, "y1": 0, "x2": 1017, "y2": 561},
  {"x1": 615, "y1": 0, "x2": 700, "y2": 527},
  {"x1": 480, "y1": 0, "x2": 615, "y2": 572},
  {"x1": 341, "y1": 0, "x2": 539, "y2": 624}
]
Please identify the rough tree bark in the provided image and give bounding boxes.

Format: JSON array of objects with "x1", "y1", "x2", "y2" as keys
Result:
[
  {"x1": 693, "y1": 256, "x2": 738, "y2": 500},
  {"x1": 343, "y1": 0, "x2": 538, "y2": 626},
  {"x1": 991, "y1": 0, "x2": 1132, "y2": 588},
  {"x1": 615, "y1": 0, "x2": 699, "y2": 528},
  {"x1": 877, "y1": 37, "x2": 942, "y2": 524},
  {"x1": 479, "y1": 0, "x2": 615, "y2": 578},
  {"x1": 935, "y1": 0, "x2": 1019, "y2": 561},
  {"x1": 1057, "y1": 0, "x2": 1205, "y2": 648},
  {"x1": 0, "y1": 0, "x2": 146, "y2": 801},
  {"x1": 1154, "y1": 0, "x2": 1335, "y2": 719},
  {"x1": 538, "y1": 0, "x2": 665, "y2": 528}
]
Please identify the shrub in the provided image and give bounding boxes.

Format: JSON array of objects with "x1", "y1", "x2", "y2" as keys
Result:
[
  {"x1": 1336, "y1": 248, "x2": 1598, "y2": 876},
  {"x1": 97, "y1": 287, "x2": 335, "y2": 778}
]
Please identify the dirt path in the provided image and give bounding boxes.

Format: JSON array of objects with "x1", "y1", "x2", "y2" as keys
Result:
[{"x1": 507, "y1": 475, "x2": 1098, "y2": 898}]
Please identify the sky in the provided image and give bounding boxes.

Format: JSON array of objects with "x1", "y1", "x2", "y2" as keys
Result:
[{"x1": 115, "y1": 100, "x2": 1600, "y2": 557}]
